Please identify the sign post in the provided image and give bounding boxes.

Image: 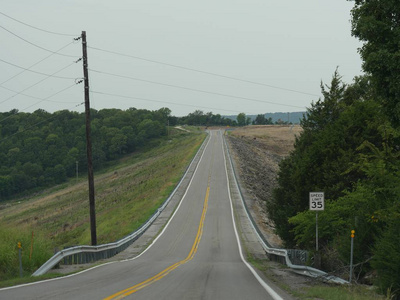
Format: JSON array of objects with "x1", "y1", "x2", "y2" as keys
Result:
[
  {"x1": 349, "y1": 230, "x2": 355, "y2": 283},
  {"x1": 309, "y1": 192, "x2": 324, "y2": 251},
  {"x1": 18, "y1": 242, "x2": 22, "y2": 277}
]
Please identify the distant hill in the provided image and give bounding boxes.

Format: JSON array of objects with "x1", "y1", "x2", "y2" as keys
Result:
[{"x1": 224, "y1": 111, "x2": 306, "y2": 124}]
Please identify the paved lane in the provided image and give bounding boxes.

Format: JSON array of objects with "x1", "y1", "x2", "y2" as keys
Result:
[{"x1": 0, "y1": 130, "x2": 287, "y2": 300}]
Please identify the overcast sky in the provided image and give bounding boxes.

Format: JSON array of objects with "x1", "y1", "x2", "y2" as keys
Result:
[{"x1": 1, "y1": 1, "x2": 363, "y2": 117}]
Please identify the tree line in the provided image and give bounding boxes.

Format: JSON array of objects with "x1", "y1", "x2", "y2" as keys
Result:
[
  {"x1": 0, "y1": 107, "x2": 170, "y2": 199},
  {"x1": 0, "y1": 106, "x2": 285, "y2": 200},
  {"x1": 172, "y1": 110, "x2": 237, "y2": 127},
  {"x1": 173, "y1": 110, "x2": 291, "y2": 127},
  {"x1": 269, "y1": 0, "x2": 400, "y2": 295}
]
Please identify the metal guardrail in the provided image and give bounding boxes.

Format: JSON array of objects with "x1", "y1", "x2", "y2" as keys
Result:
[
  {"x1": 32, "y1": 134, "x2": 209, "y2": 277},
  {"x1": 222, "y1": 133, "x2": 348, "y2": 284}
]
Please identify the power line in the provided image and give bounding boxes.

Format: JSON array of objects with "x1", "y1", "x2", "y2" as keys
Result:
[
  {"x1": 0, "y1": 24, "x2": 78, "y2": 58},
  {"x1": 0, "y1": 61, "x2": 78, "y2": 105},
  {"x1": 0, "y1": 86, "x2": 79, "y2": 104},
  {"x1": 0, "y1": 82, "x2": 80, "y2": 123},
  {"x1": 0, "y1": 10, "x2": 77, "y2": 37},
  {"x1": 88, "y1": 46, "x2": 320, "y2": 97},
  {"x1": 91, "y1": 90, "x2": 251, "y2": 114},
  {"x1": 0, "y1": 41, "x2": 76, "y2": 86},
  {"x1": 20, "y1": 83, "x2": 79, "y2": 114},
  {"x1": 0, "y1": 58, "x2": 77, "y2": 80},
  {"x1": 90, "y1": 69, "x2": 306, "y2": 109}
]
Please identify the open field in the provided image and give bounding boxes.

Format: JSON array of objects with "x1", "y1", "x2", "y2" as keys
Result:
[
  {"x1": 0, "y1": 128, "x2": 205, "y2": 280},
  {"x1": 229, "y1": 125, "x2": 302, "y2": 156}
]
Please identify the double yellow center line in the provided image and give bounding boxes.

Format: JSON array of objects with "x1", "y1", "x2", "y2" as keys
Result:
[{"x1": 104, "y1": 186, "x2": 210, "y2": 300}]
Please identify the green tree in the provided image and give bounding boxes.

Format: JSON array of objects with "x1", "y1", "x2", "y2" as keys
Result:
[
  {"x1": 110, "y1": 134, "x2": 128, "y2": 157},
  {"x1": 0, "y1": 176, "x2": 13, "y2": 197},
  {"x1": 64, "y1": 147, "x2": 80, "y2": 177},
  {"x1": 246, "y1": 117, "x2": 252, "y2": 126},
  {"x1": 237, "y1": 113, "x2": 246, "y2": 127},
  {"x1": 7, "y1": 147, "x2": 21, "y2": 164},
  {"x1": 301, "y1": 68, "x2": 346, "y2": 132},
  {"x1": 254, "y1": 114, "x2": 266, "y2": 125},
  {"x1": 23, "y1": 137, "x2": 44, "y2": 162},
  {"x1": 371, "y1": 208, "x2": 400, "y2": 297},
  {"x1": 138, "y1": 119, "x2": 164, "y2": 140},
  {"x1": 279, "y1": 84, "x2": 400, "y2": 287},
  {"x1": 270, "y1": 72, "x2": 384, "y2": 247},
  {"x1": 121, "y1": 126, "x2": 136, "y2": 152},
  {"x1": 351, "y1": 0, "x2": 400, "y2": 126},
  {"x1": 154, "y1": 107, "x2": 171, "y2": 124},
  {"x1": 186, "y1": 110, "x2": 205, "y2": 125},
  {"x1": 211, "y1": 114, "x2": 222, "y2": 125}
]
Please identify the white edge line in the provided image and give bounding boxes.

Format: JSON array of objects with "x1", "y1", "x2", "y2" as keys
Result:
[
  {"x1": 220, "y1": 130, "x2": 284, "y2": 300},
  {"x1": 0, "y1": 134, "x2": 212, "y2": 292},
  {"x1": 121, "y1": 133, "x2": 211, "y2": 262}
]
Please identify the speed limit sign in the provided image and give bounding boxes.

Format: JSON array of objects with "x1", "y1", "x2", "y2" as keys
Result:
[{"x1": 310, "y1": 192, "x2": 324, "y2": 211}]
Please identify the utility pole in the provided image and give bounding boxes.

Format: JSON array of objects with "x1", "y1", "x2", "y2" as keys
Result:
[{"x1": 81, "y1": 31, "x2": 97, "y2": 245}]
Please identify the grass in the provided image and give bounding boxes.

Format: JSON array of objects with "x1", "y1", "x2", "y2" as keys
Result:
[
  {"x1": 0, "y1": 227, "x2": 53, "y2": 281},
  {"x1": 246, "y1": 254, "x2": 387, "y2": 300},
  {"x1": 302, "y1": 285, "x2": 387, "y2": 300},
  {"x1": 0, "y1": 273, "x2": 63, "y2": 289},
  {"x1": 0, "y1": 128, "x2": 205, "y2": 282}
]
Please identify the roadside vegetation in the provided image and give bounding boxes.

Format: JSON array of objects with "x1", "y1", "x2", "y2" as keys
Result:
[
  {"x1": 301, "y1": 285, "x2": 386, "y2": 300},
  {"x1": 0, "y1": 128, "x2": 205, "y2": 281},
  {"x1": 269, "y1": 1, "x2": 400, "y2": 297}
]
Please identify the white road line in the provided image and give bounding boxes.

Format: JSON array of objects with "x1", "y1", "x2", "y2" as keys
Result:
[{"x1": 220, "y1": 130, "x2": 284, "y2": 300}]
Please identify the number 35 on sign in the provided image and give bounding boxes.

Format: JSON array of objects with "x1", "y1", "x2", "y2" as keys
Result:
[{"x1": 310, "y1": 192, "x2": 324, "y2": 211}]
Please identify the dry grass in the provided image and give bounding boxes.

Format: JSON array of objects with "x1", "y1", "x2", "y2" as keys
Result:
[{"x1": 230, "y1": 125, "x2": 302, "y2": 157}]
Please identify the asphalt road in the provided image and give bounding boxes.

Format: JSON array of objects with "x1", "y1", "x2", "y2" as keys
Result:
[{"x1": 0, "y1": 130, "x2": 289, "y2": 300}]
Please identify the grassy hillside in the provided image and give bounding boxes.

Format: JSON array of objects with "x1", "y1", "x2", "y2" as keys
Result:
[{"x1": 0, "y1": 128, "x2": 205, "y2": 281}]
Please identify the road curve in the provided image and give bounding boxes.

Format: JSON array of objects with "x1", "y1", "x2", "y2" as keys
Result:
[{"x1": 0, "y1": 130, "x2": 289, "y2": 300}]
